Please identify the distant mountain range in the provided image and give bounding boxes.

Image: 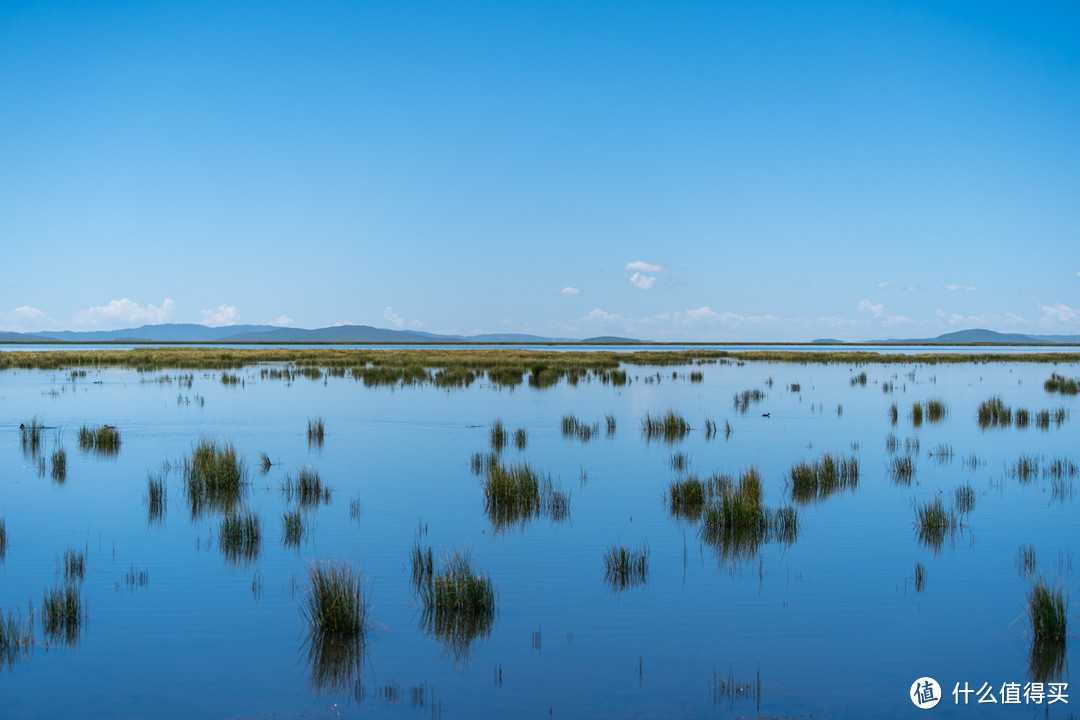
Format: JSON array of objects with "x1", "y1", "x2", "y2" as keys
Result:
[
  {"x1": 0, "y1": 323, "x2": 639, "y2": 344},
  {"x1": 815, "y1": 329, "x2": 1080, "y2": 345}
]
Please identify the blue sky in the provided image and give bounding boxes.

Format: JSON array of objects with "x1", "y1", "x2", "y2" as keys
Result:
[{"x1": 1, "y1": 1, "x2": 1077, "y2": 341}]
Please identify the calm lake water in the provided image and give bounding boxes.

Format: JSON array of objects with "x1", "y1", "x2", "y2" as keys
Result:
[{"x1": 1, "y1": 355, "x2": 1077, "y2": 719}]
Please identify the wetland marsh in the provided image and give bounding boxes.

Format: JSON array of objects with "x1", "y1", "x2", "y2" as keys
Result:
[{"x1": 0, "y1": 347, "x2": 1077, "y2": 718}]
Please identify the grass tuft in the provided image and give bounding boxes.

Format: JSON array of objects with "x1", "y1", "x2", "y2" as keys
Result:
[
  {"x1": 77, "y1": 424, "x2": 121, "y2": 454},
  {"x1": 890, "y1": 455, "x2": 915, "y2": 484},
  {"x1": 42, "y1": 582, "x2": 82, "y2": 645},
  {"x1": 1028, "y1": 579, "x2": 1068, "y2": 643},
  {"x1": 914, "y1": 495, "x2": 958, "y2": 552},
  {"x1": 490, "y1": 420, "x2": 508, "y2": 452},
  {"x1": 282, "y1": 510, "x2": 305, "y2": 549},
  {"x1": 789, "y1": 453, "x2": 858, "y2": 503},
  {"x1": 304, "y1": 561, "x2": 372, "y2": 637},
  {"x1": 147, "y1": 473, "x2": 167, "y2": 523},
  {"x1": 281, "y1": 466, "x2": 332, "y2": 507},
  {"x1": 603, "y1": 542, "x2": 649, "y2": 590},
  {"x1": 307, "y1": 417, "x2": 325, "y2": 445},
  {"x1": 1044, "y1": 374, "x2": 1079, "y2": 395},
  {"x1": 641, "y1": 410, "x2": 691, "y2": 442},
  {"x1": 219, "y1": 511, "x2": 261, "y2": 564},
  {"x1": 60, "y1": 548, "x2": 86, "y2": 582},
  {"x1": 183, "y1": 438, "x2": 247, "y2": 516},
  {"x1": 416, "y1": 549, "x2": 496, "y2": 662},
  {"x1": 482, "y1": 461, "x2": 569, "y2": 530},
  {"x1": 977, "y1": 397, "x2": 1012, "y2": 428},
  {"x1": 50, "y1": 447, "x2": 67, "y2": 482}
]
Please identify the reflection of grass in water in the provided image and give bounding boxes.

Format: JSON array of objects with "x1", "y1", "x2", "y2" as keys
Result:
[
  {"x1": 1028, "y1": 579, "x2": 1069, "y2": 643},
  {"x1": 307, "y1": 417, "x2": 325, "y2": 445},
  {"x1": 1012, "y1": 455, "x2": 1039, "y2": 482},
  {"x1": 977, "y1": 397, "x2": 1011, "y2": 428},
  {"x1": 913, "y1": 563, "x2": 925, "y2": 593},
  {"x1": 42, "y1": 582, "x2": 82, "y2": 646},
  {"x1": 642, "y1": 410, "x2": 691, "y2": 441},
  {"x1": 184, "y1": 438, "x2": 247, "y2": 518},
  {"x1": 417, "y1": 549, "x2": 496, "y2": 665},
  {"x1": 890, "y1": 456, "x2": 915, "y2": 485},
  {"x1": 789, "y1": 453, "x2": 858, "y2": 503},
  {"x1": 605, "y1": 413, "x2": 617, "y2": 434},
  {"x1": 20, "y1": 417, "x2": 44, "y2": 457},
  {"x1": 489, "y1": 420, "x2": 507, "y2": 452},
  {"x1": 603, "y1": 542, "x2": 649, "y2": 591},
  {"x1": 482, "y1": 461, "x2": 569, "y2": 531},
  {"x1": 1017, "y1": 544, "x2": 1038, "y2": 577},
  {"x1": 914, "y1": 496, "x2": 958, "y2": 553},
  {"x1": 78, "y1": 424, "x2": 121, "y2": 454},
  {"x1": 0, "y1": 608, "x2": 34, "y2": 669},
  {"x1": 147, "y1": 473, "x2": 166, "y2": 524},
  {"x1": 670, "y1": 452, "x2": 689, "y2": 472},
  {"x1": 1029, "y1": 638, "x2": 1068, "y2": 684},
  {"x1": 50, "y1": 447, "x2": 67, "y2": 482},
  {"x1": 411, "y1": 542, "x2": 434, "y2": 591},
  {"x1": 219, "y1": 512, "x2": 261, "y2": 565},
  {"x1": 282, "y1": 511, "x2": 304, "y2": 549},
  {"x1": 60, "y1": 548, "x2": 86, "y2": 582},
  {"x1": 281, "y1": 466, "x2": 331, "y2": 507},
  {"x1": 700, "y1": 468, "x2": 797, "y2": 561},
  {"x1": 732, "y1": 390, "x2": 764, "y2": 414},
  {"x1": 303, "y1": 628, "x2": 368, "y2": 696}
]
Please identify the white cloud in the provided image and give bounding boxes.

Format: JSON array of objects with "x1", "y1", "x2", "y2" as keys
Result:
[
  {"x1": 628, "y1": 272, "x2": 657, "y2": 290},
  {"x1": 274, "y1": 315, "x2": 294, "y2": 326},
  {"x1": 857, "y1": 299, "x2": 911, "y2": 327},
  {"x1": 331, "y1": 320, "x2": 355, "y2": 327},
  {"x1": 624, "y1": 261, "x2": 662, "y2": 272},
  {"x1": 0, "y1": 305, "x2": 56, "y2": 332},
  {"x1": 877, "y1": 281, "x2": 891, "y2": 289},
  {"x1": 561, "y1": 286, "x2": 581, "y2": 295},
  {"x1": 906, "y1": 286, "x2": 919, "y2": 292},
  {"x1": 1039, "y1": 303, "x2": 1079, "y2": 324},
  {"x1": 944, "y1": 284, "x2": 977, "y2": 292},
  {"x1": 202, "y1": 304, "x2": 240, "y2": 327},
  {"x1": 384, "y1": 306, "x2": 404, "y2": 328},
  {"x1": 857, "y1": 299, "x2": 884, "y2": 317},
  {"x1": 582, "y1": 308, "x2": 622, "y2": 323},
  {"x1": 75, "y1": 298, "x2": 175, "y2": 326},
  {"x1": 1076, "y1": 270, "x2": 1080, "y2": 277},
  {"x1": 684, "y1": 306, "x2": 719, "y2": 321}
]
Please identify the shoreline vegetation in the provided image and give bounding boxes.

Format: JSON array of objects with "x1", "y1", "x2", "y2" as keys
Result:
[{"x1": 2, "y1": 347, "x2": 1080, "y2": 375}]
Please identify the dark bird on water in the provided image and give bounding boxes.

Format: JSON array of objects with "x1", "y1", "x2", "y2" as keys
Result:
[{"x1": 762, "y1": 413, "x2": 770, "y2": 417}]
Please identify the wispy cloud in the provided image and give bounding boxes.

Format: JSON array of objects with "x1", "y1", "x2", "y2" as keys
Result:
[
  {"x1": 202, "y1": 304, "x2": 240, "y2": 327},
  {"x1": 857, "y1": 299, "x2": 913, "y2": 328},
  {"x1": 384, "y1": 306, "x2": 405, "y2": 328},
  {"x1": 628, "y1": 272, "x2": 657, "y2": 290},
  {"x1": 274, "y1": 315, "x2": 294, "y2": 326},
  {"x1": 0, "y1": 305, "x2": 56, "y2": 333},
  {"x1": 1039, "y1": 303, "x2": 1079, "y2": 324},
  {"x1": 74, "y1": 298, "x2": 175, "y2": 327},
  {"x1": 624, "y1": 261, "x2": 662, "y2": 272},
  {"x1": 561, "y1": 286, "x2": 581, "y2": 295},
  {"x1": 943, "y1": 284, "x2": 976, "y2": 292},
  {"x1": 877, "y1": 281, "x2": 891, "y2": 289}
]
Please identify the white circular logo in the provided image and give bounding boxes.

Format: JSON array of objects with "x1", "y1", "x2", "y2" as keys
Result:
[{"x1": 911, "y1": 677, "x2": 941, "y2": 709}]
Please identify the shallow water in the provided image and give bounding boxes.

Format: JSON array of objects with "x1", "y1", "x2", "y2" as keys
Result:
[{"x1": 0, "y1": 358, "x2": 1076, "y2": 718}]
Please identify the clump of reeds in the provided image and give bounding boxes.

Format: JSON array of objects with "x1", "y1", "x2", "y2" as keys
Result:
[
  {"x1": 954, "y1": 483, "x2": 976, "y2": 514},
  {"x1": 490, "y1": 420, "x2": 508, "y2": 451},
  {"x1": 1015, "y1": 408, "x2": 1031, "y2": 428},
  {"x1": 925, "y1": 399, "x2": 947, "y2": 422},
  {"x1": 304, "y1": 561, "x2": 372, "y2": 637},
  {"x1": 183, "y1": 438, "x2": 247, "y2": 516},
  {"x1": 641, "y1": 410, "x2": 691, "y2": 442},
  {"x1": 561, "y1": 414, "x2": 581, "y2": 436},
  {"x1": 513, "y1": 428, "x2": 527, "y2": 450},
  {"x1": 670, "y1": 452, "x2": 689, "y2": 472},
  {"x1": 789, "y1": 382, "x2": 801, "y2": 392},
  {"x1": 911, "y1": 403, "x2": 923, "y2": 426},
  {"x1": 219, "y1": 511, "x2": 261, "y2": 564},
  {"x1": 60, "y1": 548, "x2": 86, "y2": 582},
  {"x1": 19, "y1": 417, "x2": 44, "y2": 457},
  {"x1": 1028, "y1": 579, "x2": 1069, "y2": 643},
  {"x1": 890, "y1": 455, "x2": 915, "y2": 484},
  {"x1": 258, "y1": 452, "x2": 273, "y2": 473},
  {"x1": 700, "y1": 468, "x2": 797, "y2": 559},
  {"x1": 977, "y1": 397, "x2": 1012, "y2": 428},
  {"x1": 221, "y1": 372, "x2": 241, "y2": 385},
  {"x1": 914, "y1": 495, "x2": 958, "y2": 552},
  {"x1": 0, "y1": 518, "x2": 6, "y2": 561},
  {"x1": 282, "y1": 510, "x2": 304, "y2": 548},
  {"x1": 0, "y1": 608, "x2": 34, "y2": 667},
  {"x1": 732, "y1": 389, "x2": 765, "y2": 413},
  {"x1": 603, "y1": 542, "x2": 649, "y2": 590},
  {"x1": 307, "y1": 417, "x2": 325, "y2": 444},
  {"x1": 416, "y1": 549, "x2": 495, "y2": 662},
  {"x1": 888, "y1": 403, "x2": 898, "y2": 424},
  {"x1": 349, "y1": 495, "x2": 363, "y2": 522},
  {"x1": 789, "y1": 453, "x2": 858, "y2": 503},
  {"x1": 470, "y1": 451, "x2": 498, "y2": 476},
  {"x1": 928, "y1": 443, "x2": 954, "y2": 464},
  {"x1": 605, "y1": 413, "x2": 617, "y2": 434},
  {"x1": 668, "y1": 476, "x2": 706, "y2": 519},
  {"x1": 850, "y1": 371, "x2": 868, "y2": 386},
  {"x1": 1017, "y1": 544, "x2": 1038, "y2": 577},
  {"x1": 1012, "y1": 455, "x2": 1039, "y2": 482},
  {"x1": 50, "y1": 447, "x2": 67, "y2": 482},
  {"x1": 147, "y1": 473, "x2": 166, "y2": 523},
  {"x1": 411, "y1": 541, "x2": 434, "y2": 591},
  {"x1": 1044, "y1": 374, "x2": 1079, "y2": 395},
  {"x1": 1035, "y1": 409, "x2": 1051, "y2": 429},
  {"x1": 281, "y1": 466, "x2": 332, "y2": 507},
  {"x1": 482, "y1": 461, "x2": 569, "y2": 530},
  {"x1": 42, "y1": 582, "x2": 82, "y2": 645},
  {"x1": 913, "y1": 562, "x2": 925, "y2": 593},
  {"x1": 77, "y1": 424, "x2": 121, "y2": 454}
]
